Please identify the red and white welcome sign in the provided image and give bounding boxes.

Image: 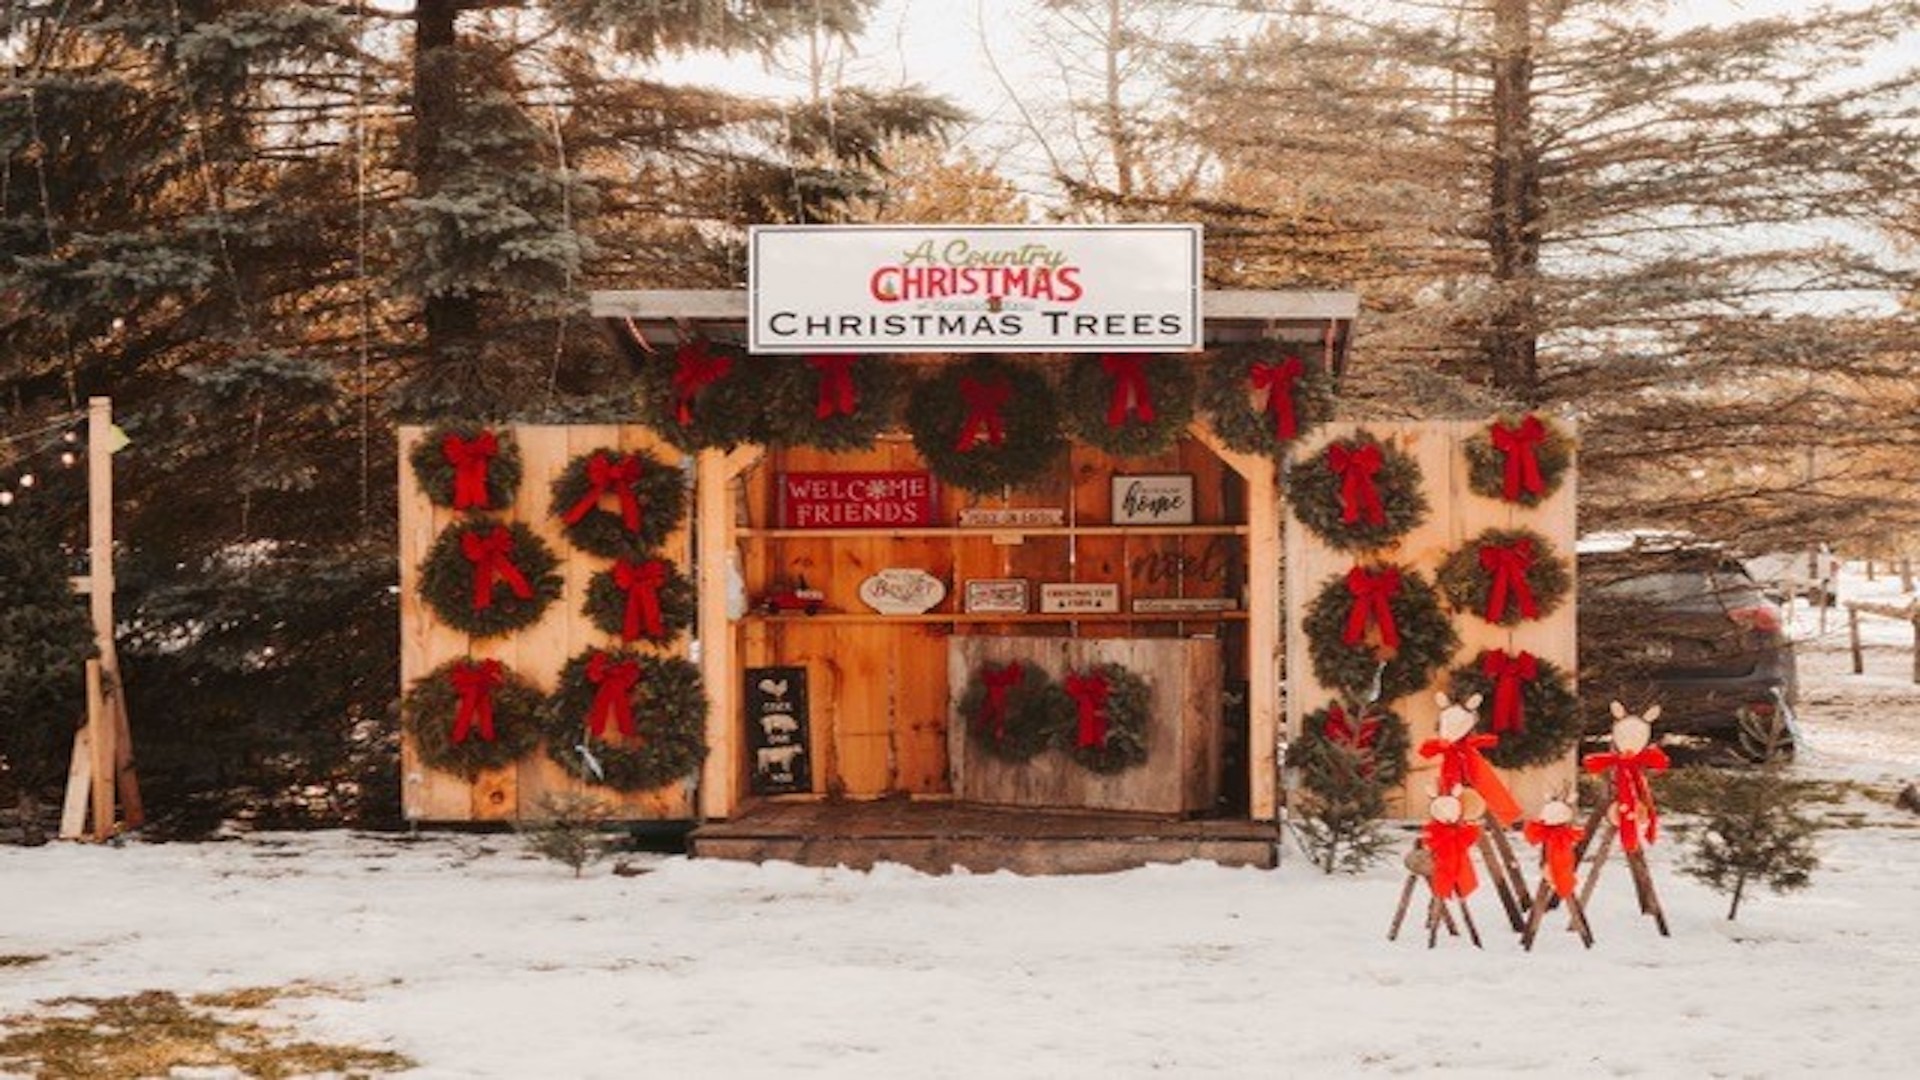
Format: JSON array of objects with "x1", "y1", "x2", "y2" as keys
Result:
[{"x1": 777, "y1": 471, "x2": 938, "y2": 529}]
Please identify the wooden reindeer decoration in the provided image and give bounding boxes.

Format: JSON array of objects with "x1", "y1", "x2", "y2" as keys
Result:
[
  {"x1": 1417, "y1": 692, "x2": 1531, "y2": 931},
  {"x1": 1388, "y1": 786, "x2": 1487, "y2": 948},
  {"x1": 1520, "y1": 786, "x2": 1594, "y2": 949},
  {"x1": 1577, "y1": 701, "x2": 1672, "y2": 936}
]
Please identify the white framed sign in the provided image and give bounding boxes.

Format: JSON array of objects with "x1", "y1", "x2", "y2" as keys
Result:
[
  {"x1": 1039, "y1": 583, "x2": 1122, "y2": 614},
  {"x1": 1111, "y1": 474, "x2": 1195, "y2": 524},
  {"x1": 748, "y1": 224, "x2": 1202, "y2": 353},
  {"x1": 963, "y1": 579, "x2": 1031, "y2": 614}
]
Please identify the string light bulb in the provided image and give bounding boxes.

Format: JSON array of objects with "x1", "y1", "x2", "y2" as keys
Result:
[
  {"x1": 0, "y1": 491, "x2": 12, "y2": 507},
  {"x1": 60, "y1": 451, "x2": 78, "y2": 467},
  {"x1": 63, "y1": 430, "x2": 79, "y2": 444},
  {"x1": 17, "y1": 473, "x2": 34, "y2": 488}
]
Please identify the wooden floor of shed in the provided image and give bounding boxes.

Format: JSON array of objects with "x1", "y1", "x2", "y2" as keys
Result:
[{"x1": 689, "y1": 799, "x2": 1278, "y2": 874}]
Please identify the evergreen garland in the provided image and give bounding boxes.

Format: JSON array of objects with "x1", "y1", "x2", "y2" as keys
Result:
[
  {"x1": 1062, "y1": 662, "x2": 1152, "y2": 773},
  {"x1": 417, "y1": 521, "x2": 563, "y2": 638},
  {"x1": 1465, "y1": 413, "x2": 1573, "y2": 506},
  {"x1": 1303, "y1": 565, "x2": 1460, "y2": 702},
  {"x1": 548, "y1": 447, "x2": 687, "y2": 559},
  {"x1": 1436, "y1": 527, "x2": 1571, "y2": 626},
  {"x1": 1284, "y1": 430, "x2": 1429, "y2": 551},
  {"x1": 1198, "y1": 343, "x2": 1335, "y2": 457},
  {"x1": 634, "y1": 339, "x2": 767, "y2": 451},
  {"x1": 401, "y1": 658, "x2": 545, "y2": 779},
  {"x1": 1446, "y1": 652, "x2": 1581, "y2": 769},
  {"x1": 1059, "y1": 353, "x2": 1197, "y2": 457},
  {"x1": 408, "y1": 423, "x2": 522, "y2": 512},
  {"x1": 905, "y1": 355, "x2": 1066, "y2": 493},
  {"x1": 758, "y1": 353, "x2": 904, "y2": 452},
  {"x1": 1294, "y1": 703, "x2": 1412, "y2": 792},
  {"x1": 541, "y1": 648, "x2": 708, "y2": 792},
  {"x1": 959, "y1": 659, "x2": 1068, "y2": 762},
  {"x1": 581, "y1": 558, "x2": 698, "y2": 644}
]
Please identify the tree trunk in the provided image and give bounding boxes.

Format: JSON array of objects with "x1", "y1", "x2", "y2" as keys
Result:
[
  {"x1": 413, "y1": 0, "x2": 482, "y2": 377},
  {"x1": 1485, "y1": 0, "x2": 1542, "y2": 398},
  {"x1": 1727, "y1": 871, "x2": 1747, "y2": 920}
]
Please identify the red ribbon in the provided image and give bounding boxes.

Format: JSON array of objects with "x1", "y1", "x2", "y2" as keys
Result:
[
  {"x1": 613, "y1": 558, "x2": 669, "y2": 641},
  {"x1": 1342, "y1": 566, "x2": 1401, "y2": 649},
  {"x1": 806, "y1": 354, "x2": 859, "y2": 419},
  {"x1": 440, "y1": 431, "x2": 498, "y2": 510},
  {"x1": 1249, "y1": 356, "x2": 1303, "y2": 441},
  {"x1": 1584, "y1": 745, "x2": 1669, "y2": 852},
  {"x1": 1524, "y1": 819, "x2": 1585, "y2": 899},
  {"x1": 447, "y1": 659, "x2": 503, "y2": 744},
  {"x1": 1479, "y1": 538, "x2": 1539, "y2": 622},
  {"x1": 1423, "y1": 819, "x2": 1482, "y2": 899},
  {"x1": 980, "y1": 662, "x2": 1024, "y2": 741},
  {"x1": 1326, "y1": 441, "x2": 1386, "y2": 526},
  {"x1": 460, "y1": 526, "x2": 534, "y2": 611},
  {"x1": 1491, "y1": 415, "x2": 1547, "y2": 502},
  {"x1": 1100, "y1": 355, "x2": 1155, "y2": 428},
  {"x1": 1065, "y1": 672, "x2": 1111, "y2": 749},
  {"x1": 955, "y1": 376, "x2": 1011, "y2": 451},
  {"x1": 1323, "y1": 703, "x2": 1382, "y2": 777},
  {"x1": 561, "y1": 452, "x2": 643, "y2": 532},
  {"x1": 585, "y1": 652, "x2": 641, "y2": 739},
  {"x1": 1480, "y1": 649, "x2": 1538, "y2": 734},
  {"x1": 672, "y1": 340, "x2": 732, "y2": 426},
  {"x1": 1418, "y1": 733, "x2": 1523, "y2": 826}
]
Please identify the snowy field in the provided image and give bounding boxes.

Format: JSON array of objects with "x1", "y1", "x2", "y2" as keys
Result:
[{"x1": 3, "y1": 567, "x2": 1919, "y2": 1078}]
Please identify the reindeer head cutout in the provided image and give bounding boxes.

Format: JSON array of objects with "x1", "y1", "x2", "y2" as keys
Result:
[
  {"x1": 1537, "y1": 783, "x2": 1576, "y2": 827},
  {"x1": 1425, "y1": 784, "x2": 1485, "y2": 824},
  {"x1": 1433, "y1": 691, "x2": 1485, "y2": 742},
  {"x1": 1607, "y1": 700, "x2": 1662, "y2": 753}
]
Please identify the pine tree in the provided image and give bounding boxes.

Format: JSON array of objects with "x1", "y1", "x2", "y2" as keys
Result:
[
  {"x1": 0, "y1": 510, "x2": 97, "y2": 845},
  {"x1": 1678, "y1": 770, "x2": 1822, "y2": 921},
  {"x1": 518, "y1": 791, "x2": 613, "y2": 878},
  {"x1": 1288, "y1": 729, "x2": 1396, "y2": 874}
]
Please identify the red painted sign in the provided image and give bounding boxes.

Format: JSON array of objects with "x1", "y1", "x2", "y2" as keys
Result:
[{"x1": 777, "y1": 471, "x2": 938, "y2": 529}]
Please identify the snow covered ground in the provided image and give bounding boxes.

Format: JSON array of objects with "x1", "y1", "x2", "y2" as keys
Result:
[{"x1": 4, "y1": 566, "x2": 1919, "y2": 1078}]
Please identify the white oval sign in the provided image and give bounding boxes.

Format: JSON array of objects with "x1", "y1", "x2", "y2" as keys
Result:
[{"x1": 858, "y1": 568, "x2": 947, "y2": 615}]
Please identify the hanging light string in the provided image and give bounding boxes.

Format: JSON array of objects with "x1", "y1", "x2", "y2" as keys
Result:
[{"x1": 0, "y1": 409, "x2": 86, "y2": 508}]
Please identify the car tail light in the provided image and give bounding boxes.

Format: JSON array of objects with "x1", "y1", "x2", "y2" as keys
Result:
[{"x1": 1729, "y1": 605, "x2": 1781, "y2": 635}]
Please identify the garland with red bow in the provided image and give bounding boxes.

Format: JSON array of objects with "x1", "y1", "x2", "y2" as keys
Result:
[
  {"x1": 1284, "y1": 430, "x2": 1429, "y2": 552},
  {"x1": 759, "y1": 353, "x2": 903, "y2": 452},
  {"x1": 635, "y1": 339, "x2": 766, "y2": 451},
  {"x1": 1060, "y1": 353, "x2": 1197, "y2": 457},
  {"x1": 409, "y1": 424, "x2": 523, "y2": 513},
  {"x1": 905, "y1": 356, "x2": 1065, "y2": 493},
  {"x1": 1465, "y1": 413, "x2": 1573, "y2": 507},
  {"x1": 541, "y1": 648, "x2": 708, "y2": 792},
  {"x1": 1199, "y1": 344, "x2": 1334, "y2": 459},
  {"x1": 1583, "y1": 742, "x2": 1669, "y2": 853},
  {"x1": 1294, "y1": 703, "x2": 1411, "y2": 792},
  {"x1": 960, "y1": 659, "x2": 1066, "y2": 762},
  {"x1": 1304, "y1": 564, "x2": 1460, "y2": 702},
  {"x1": 548, "y1": 447, "x2": 687, "y2": 559},
  {"x1": 1061, "y1": 662, "x2": 1151, "y2": 773},
  {"x1": 1436, "y1": 527, "x2": 1571, "y2": 627},
  {"x1": 1445, "y1": 651, "x2": 1581, "y2": 769},
  {"x1": 401, "y1": 658, "x2": 544, "y2": 779},
  {"x1": 582, "y1": 557, "x2": 698, "y2": 645},
  {"x1": 416, "y1": 521, "x2": 562, "y2": 637}
]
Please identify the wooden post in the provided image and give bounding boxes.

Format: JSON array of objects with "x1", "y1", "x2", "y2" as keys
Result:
[
  {"x1": 694, "y1": 443, "x2": 764, "y2": 821},
  {"x1": 1848, "y1": 606, "x2": 1864, "y2": 675},
  {"x1": 1911, "y1": 609, "x2": 1920, "y2": 686},
  {"x1": 85, "y1": 660, "x2": 116, "y2": 838}
]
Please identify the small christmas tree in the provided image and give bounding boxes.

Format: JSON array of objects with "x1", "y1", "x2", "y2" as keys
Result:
[
  {"x1": 517, "y1": 792, "x2": 613, "y2": 877},
  {"x1": 1678, "y1": 709, "x2": 1821, "y2": 920},
  {"x1": 1288, "y1": 714, "x2": 1396, "y2": 875},
  {"x1": 0, "y1": 512, "x2": 97, "y2": 845}
]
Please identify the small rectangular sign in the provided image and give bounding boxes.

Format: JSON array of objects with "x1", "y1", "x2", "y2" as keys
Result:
[
  {"x1": 746, "y1": 666, "x2": 810, "y2": 795},
  {"x1": 957, "y1": 507, "x2": 1066, "y2": 528},
  {"x1": 1132, "y1": 597, "x2": 1238, "y2": 614},
  {"x1": 777, "y1": 471, "x2": 936, "y2": 529},
  {"x1": 1111, "y1": 474, "x2": 1195, "y2": 524},
  {"x1": 1039, "y1": 583, "x2": 1121, "y2": 614},
  {"x1": 964, "y1": 579, "x2": 1031, "y2": 614}
]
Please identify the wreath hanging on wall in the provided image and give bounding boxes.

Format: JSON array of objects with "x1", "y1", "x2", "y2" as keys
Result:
[
  {"x1": 758, "y1": 353, "x2": 904, "y2": 452},
  {"x1": 1284, "y1": 430, "x2": 1429, "y2": 551},
  {"x1": 417, "y1": 521, "x2": 564, "y2": 638},
  {"x1": 408, "y1": 424, "x2": 523, "y2": 513},
  {"x1": 905, "y1": 355, "x2": 1066, "y2": 493},
  {"x1": 1060, "y1": 353, "x2": 1197, "y2": 458},
  {"x1": 959, "y1": 659, "x2": 1068, "y2": 763},
  {"x1": 1198, "y1": 344, "x2": 1335, "y2": 458},
  {"x1": 582, "y1": 557, "x2": 698, "y2": 645},
  {"x1": 634, "y1": 338, "x2": 767, "y2": 451},
  {"x1": 1292, "y1": 702, "x2": 1412, "y2": 793},
  {"x1": 1304, "y1": 564, "x2": 1460, "y2": 702},
  {"x1": 1062, "y1": 663, "x2": 1151, "y2": 773},
  {"x1": 1464, "y1": 413, "x2": 1573, "y2": 506},
  {"x1": 548, "y1": 447, "x2": 687, "y2": 559},
  {"x1": 402, "y1": 658, "x2": 545, "y2": 779},
  {"x1": 540, "y1": 648, "x2": 709, "y2": 792},
  {"x1": 1446, "y1": 649, "x2": 1581, "y2": 770},
  {"x1": 1436, "y1": 527, "x2": 1571, "y2": 626}
]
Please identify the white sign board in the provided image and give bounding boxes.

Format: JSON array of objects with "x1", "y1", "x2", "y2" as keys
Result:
[{"x1": 748, "y1": 224, "x2": 1202, "y2": 353}]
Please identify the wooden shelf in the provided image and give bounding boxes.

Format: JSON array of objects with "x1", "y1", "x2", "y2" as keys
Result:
[
  {"x1": 743, "y1": 611, "x2": 1248, "y2": 625},
  {"x1": 737, "y1": 524, "x2": 1249, "y2": 540}
]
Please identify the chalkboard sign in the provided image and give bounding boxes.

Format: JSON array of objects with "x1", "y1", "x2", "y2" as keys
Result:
[{"x1": 746, "y1": 666, "x2": 811, "y2": 795}]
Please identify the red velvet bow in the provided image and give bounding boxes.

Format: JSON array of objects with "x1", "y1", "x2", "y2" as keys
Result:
[
  {"x1": 460, "y1": 526, "x2": 534, "y2": 611},
  {"x1": 613, "y1": 557, "x2": 669, "y2": 641},
  {"x1": 1418, "y1": 733, "x2": 1523, "y2": 826},
  {"x1": 1490, "y1": 415, "x2": 1547, "y2": 502},
  {"x1": 955, "y1": 376, "x2": 1012, "y2": 451},
  {"x1": 1583, "y1": 745, "x2": 1670, "y2": 852},
  {"x1": 441, "y1": 431, "x2": 498, "y2": 511},
  {"x1": 1423, "y1": 819, "x2": 1482, "y2": 899},
  {"x1": 447, "y1": 659, "x2": 503, "y2": 744},
  {"x1": 585, "y1": 652, "x2": 641, "y2": 739},
  {"x1": 1323, "y1": 704, "x2": 1382, "y2": 776},
  {"x1": 806, "y1": 354, "x2": 859, "y2": 419},
  {"x1": 1524, "y1": 819, "x2": 1585, "y2": 899},
  {"x1": 672, "y1": 340, "x2": 732, "y2": 426},
  {"x1": 1326, "y1": 441, "x2": 1386, "y2": 526},
  {"x1": 1064, "y1": 672, "x2": 1111, "y2": 749},
  {"x1": 1342, "y1": 566, "x2": 1401, "y2": 649},
  {"x1": 980, "y1": 662, "x2": 1024, "y2": 741},
  {"x1": 1479, "y1": 538, "x2": 1539, "y2": 622},
  {"x1": 1480, "y1": 649, "x2": 1538, "y2": 734},
  {"x1": 1100, "y1": 355, "x2": 1155, "y2": 428},
  {"x1": 561, "y1": 452, "x2": 643, "y2": 532},
  {"x1": 1248, "y1": 356, "x2": 1303, "y2": 441}
]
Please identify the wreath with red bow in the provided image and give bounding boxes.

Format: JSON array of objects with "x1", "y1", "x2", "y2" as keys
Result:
[
  {"x1": 634, "y1": 338, "x2": 767, "y2": 451},
  {"x1": 758, "y1": 353, "x2": 904, "y2": 452},
  {"x1": 905, "y1": 356, "x2": 1066, "y2": 493},
  {"x1": 540, "y1": 648, "x2": 708, "y2": 792},
  {"x1": 1284, "y1": 430, "x2": 1429, "y2": 551},
  {"x1": 959, "y1": 659, "x2": 1068, "y2": 763},
  {"x1": 1292, "y1": 702, "x2": 1411, "y2": 793},
  {"x1": 1062, "y1": 663, "x2": 1151, "y2": 773},
  {"x1": 1436, "y1": 527, "x2": 1571, "y2": 626},
  {"x1": 417, "y1": 521, "x2": 564, "y2": 638},
  {"x1": 1198, "y1": 344, "x2": 1335, "y2": 458},
  {"x1": 1464, "y1": 413, "x2": 1573, "y2": 506},
  {"x1": 402, "y1": 658, "x2": 545, "y2": 779},
  {"x1": 1445, "y1": 650, "x2": 1580, "y2": 769},
  {"x1": 408, "y1": 424, "x2": 523, "y2": 513},
  {"x1": 582, "y1": 557, "x2": 698, "y2": 645},
  {"x1": 1060, "y1": 353, "x2": 1197, "y2": 458},
  {"x1": 1303, "y1": 564, "x2": 1460, "y2": 702},
  {"x1": 548, "y1": 447, "x2": 688, "y2": 559}
]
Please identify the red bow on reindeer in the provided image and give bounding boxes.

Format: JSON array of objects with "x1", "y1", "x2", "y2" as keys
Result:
[
  {"x1": 672, "y1": 340, "x2": 732, "y2": 426},
  {"x1": 561, "y1": 452, "x2": 643, "y2": 533},
  {"x1": 1481, "y1": 649, "x2": 1538, "y2": 734},
  {"x1": 1423, "y1": 819, "x2": 1482, "y2": 899},
  {"x1": 1479, "y1": 538, "x2": 1539, "y2": 622},
  {"x1": 1248, "y1": 356, "x2": 1303, "y2": 441},
  {"x1": 440, "y1": 431, "x2": 498, "y2": 510},
  {"x1": 806, "y1": 354, "x2": 858, "y2": 419},
  {"x1": 460, "y1": 526, "x2": 534, "y2": 611},
  {"x1": 1100, "y1": 355, "x2": 1155, "y2": 427},
  {"x1": 585, "y1": 652, "x2": 641, "y2": 739},
  {"x1": 980, "y1": 663, "x2": 1024, "y2": 742},
  {"x1": 1326, "y1": 441, "x2": 1386, "y2": 526},
  {"x1": 1064, "y1": 672, "x2": 1111, "y2": 749},
  {"x1": 1490, "y1": 415, "x2": 1547, "y2": 502},
  {"x1": 1524, "y1": 819, "x2": 1585, "y2": 899},
  {"x1": 1418, "y1": 733, "x2": 1522, "y2": 826},
  {"x1": 1342, "y1": 566, "x2": 1402, "y2": 649},
  {"x1": 1584, "y1": 744, "x2": 1670, "y2": 852},
  {"x1": 447, "y1": 659, "x2": 503, "y2": 744},
  {"x1": 955, "y1": 376, "x2": 1012, "y2": 451},
  {"x1": 612, "y1": 558, "x2": 669, "y2": 641}
]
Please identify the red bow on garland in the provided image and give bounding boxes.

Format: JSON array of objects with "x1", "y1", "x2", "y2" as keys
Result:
[
  {"x1": 447, "y1": 659, "x2": 503, "y2": 744},
  {"x1": 1523, "y1": 819, "x2": 1585, "y2": 899},
  {"x1": 1326, "y1": 441, "x2": 1386, "y2": 526},
  {"x1": 1490, "y1": 415, "x2": 1548, "y2": 502},
  {"x1": 980, "y1": 662, "x2": 1024, "y2": 742},
  {"x1": 1479, "y1": 538, "x2": 1539, "y2": 622},
  {"x1": 561, "y1": 452, "x2": 643, "y2": 532},
  {"x1": 806, "y1": 354, "x2": 859, "y2": 419},
  {"x1": 460, "y1": 526, "x2": 534, "y2": 611},
  {"x1": 440, "y1": 431, "x2": 498, "y2": 510},
  {"x1": 1423, "y1": 819, "x2": 1482, "y2": 899},
  {"x1": 1417, "y1": 733, "x2": 1523, "y2": 826},
  {"x1": 1342, "y1": 566, "x2": 1402, "y2": 649},
  {"x1": 955, "y1": 376, "x2": 1012, "y2": 451},
  {"x1": 585, "y1": 652, "x2": 642, "y2": 739},
  {"x1": 1099, "y1": 354, "x2": 1155, "y2": 427},
  {"x1": 1480, "y1": 649, "x2": 1538, "y2": 734},
  {"x1": 1248, "y1": 356, "x2": 1304, "y2": 441},
  {"x1": 672, "y1": 340, "x2": 733, "y2": 426},
  {"x1": 1323, "y1": 704, "x2": 1382, "y2": 777},
  {"x1": 1064, "y1": 672, "x2": 1111, "y2": 749},
  {"x1": 612, "y1": 557, "x2": 669, "y2": 641},
  {"x1": 1583, "y1": 744, "x2": 1669, "y2": 852}
]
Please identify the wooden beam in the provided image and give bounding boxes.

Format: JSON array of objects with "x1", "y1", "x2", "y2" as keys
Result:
[
  {"x1": 86, "y1": 660, "x2": 114, "y2": 840},
  {"x1": 694, "y1": 444, "x2": 763, "y2": 820},
  {"x1": 59, "y1": 726, "x2": 92, "y2": 840}
]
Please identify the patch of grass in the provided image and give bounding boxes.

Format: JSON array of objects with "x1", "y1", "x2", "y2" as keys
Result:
[
  {"x1": 0, "y1": 986, "x2": 412, "y2": 1079},
  {"x1": 0, "y1": 955, "x2": 46, "y2": 968}
]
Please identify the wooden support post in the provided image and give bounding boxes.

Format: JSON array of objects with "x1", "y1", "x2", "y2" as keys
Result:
[
  {"x1": 59, "y1": 727, "x2": 92, "y2": 840},
  {"x1": 1485, "y1": 819, "x2": 1532, "y2": 912},
  {"x1": 1848, "y1": 606, "x2": 1864, "y2": 675},
  {"x1": 1911, "y1": 609, "x2": 1920, "y2": 686},
  {"x1": 1476, "y1": 830, "x2": 1526, "y2": 932},
  {"x1": 694, "y1": 443, "x2": 764, "y2": 821},
  {"x1": 1520, "y1": 878, "x2": 1594, "y2": 950},
  {"x1": 86, "y1": 660, "x2": 115, "y2": 839}
]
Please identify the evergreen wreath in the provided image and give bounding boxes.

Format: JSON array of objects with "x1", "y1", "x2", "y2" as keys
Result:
[
  {"x1": 1199, "y1": 343, "x2": 1335, "y2": 458},
  {"x1": 402, "y1": 658, "x2": 545, "y2": 779},
  {"x1": 1294, "y1": 702, "x2": 1411, "y2": 793},
  {"x1": 408, "y1": 423, "x2": 523, "y2": 512},
  {"x1": 1304, "y1": 564, "x2": 1460, "y2": 702},
  {"x1": 541, "y1": 648, "x2": 709, "y2": 792},
  {"x1": 1062, "y1": 662, "x2": 1151, "y2": 774},
  {"x1": 758, "y1": 353, "x2": 904, "y2": 452},
  {"x1": 1447, "y1": 651, "x2": 1581, "y2": 770},
  {"x1": 1465, "y1": 413, "x2": 1573, "y2": 506},
  {"x1": 905, "y1": 355, "x2": 1066, "y2": 493},
  {"x1": 1060, "y1": 353, "x2": 1197, "y2": 457},
  {"x1": 634, "y1": 338, "x2": 767, "y2": 451},
  {"x1": 582, "y1": 557, "x2": 698, "y2": 645},
  {"x1": 959, "y1": 659, "x2": 1068, "y2": 763},
  {"x1": 548, "y1": 446, "x2": 687, "y2": 559},
  {"x1": 1436, "y1": 527, "x2": 1571, "y2": 626},
  {"x1": 417, "y1": 521, "x2": 563, "y2": 638},
  {"x1": 1284, "y1": 430, "x2": 1429, "y2": 551}
]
